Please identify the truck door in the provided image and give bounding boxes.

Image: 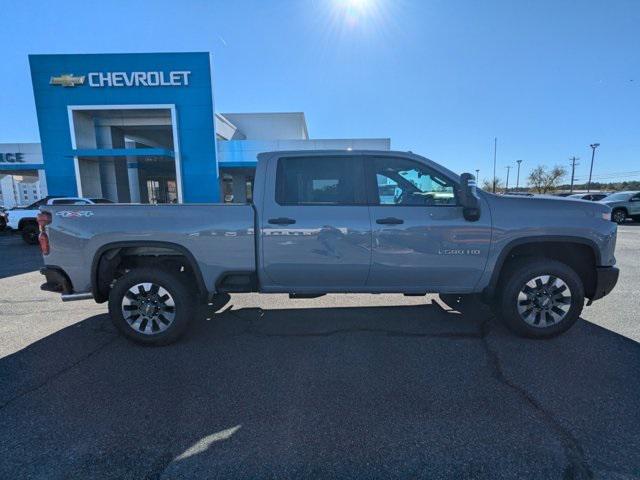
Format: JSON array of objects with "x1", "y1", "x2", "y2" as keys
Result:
[
  {"x1": 260, "y1": 155, "x2": 371, "y2": 291},
  {"x1": 365, "y1": 155, "x2": 491, "y2": 292}
]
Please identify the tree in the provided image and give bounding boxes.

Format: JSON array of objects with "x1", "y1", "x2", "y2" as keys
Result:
[
  {"x1": 527, "y1": 165, "x2": 567, "y2": 193},
  {"x1": 481, "y1": 177, "x2": 505, "y2": 193}
]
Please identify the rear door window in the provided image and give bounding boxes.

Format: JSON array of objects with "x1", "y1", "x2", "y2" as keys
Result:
[{"x1": 275, "y1": 156, "x2": 366, "y2": 205}]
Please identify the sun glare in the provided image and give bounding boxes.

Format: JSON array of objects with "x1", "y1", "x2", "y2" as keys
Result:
[{"x1": 333, "y1": 0, "x2": 378, "y2": 25}]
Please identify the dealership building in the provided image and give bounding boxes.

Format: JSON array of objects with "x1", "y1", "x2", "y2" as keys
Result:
[{"x1": 0, "y1": 52, "x2": 389, "y2": 207}]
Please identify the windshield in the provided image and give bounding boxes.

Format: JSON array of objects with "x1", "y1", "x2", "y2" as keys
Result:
[
  {"x1": 602, "y1": 192, "x2": 633, "y2": 202},
  {"x1": 13, "y1": 198, "x2": 48, "y2": 209}
]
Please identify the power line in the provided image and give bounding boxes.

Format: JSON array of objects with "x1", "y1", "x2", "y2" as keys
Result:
[{"x1": 577, "y1": 171, "x2": 640, "y2": 180}]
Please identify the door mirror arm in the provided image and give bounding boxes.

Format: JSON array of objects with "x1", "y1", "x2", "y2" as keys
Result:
[{"x1": 459, "y1": 173, "x2": 481, "y2": 222}]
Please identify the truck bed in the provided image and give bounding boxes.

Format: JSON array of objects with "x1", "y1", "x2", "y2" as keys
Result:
[{"x1": 42, "y1": 204, "x2": 256, "y2": 294}]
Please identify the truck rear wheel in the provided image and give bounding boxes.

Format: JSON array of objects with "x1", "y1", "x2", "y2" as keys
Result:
[
  {"x1": 21, "y1": 223, "x2": 39, "y2": 245},
  {"x1": 108, "y1": 267, "x2": 195, "y2": 345},
  {"x1": 497, "y1": 258, "x2": 584, "y2": 338}
]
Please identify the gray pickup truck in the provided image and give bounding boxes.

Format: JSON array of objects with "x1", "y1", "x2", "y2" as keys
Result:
[{"x1": 38, "y1": 150, "x2": 619, "y2": 345}]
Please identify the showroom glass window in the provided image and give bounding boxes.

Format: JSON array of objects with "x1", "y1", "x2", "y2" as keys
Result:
[
  {"x1": 370, "y1": 157, "x2": 456, "y2": 206},
  {"x1": 276, "y1": 157, "x2": 365, "y2": 205}
]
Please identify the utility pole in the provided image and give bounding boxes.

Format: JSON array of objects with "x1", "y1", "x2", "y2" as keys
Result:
[
  {"x1": 492, "y1": 137, "x2": 497, "y2": 193},
  {"x1": 475, "y1": 169, "x2": 479, "y2": 180},
  {"x1": 587, "y1": 143, "x2": 600, "y2": 192},
  {"x1": 569, "y1": 156, "x2": 580, "y2": 193},
  {"x1": 515, "y1": 160, "x2": 523, "y2": 192},
  {"x1": 505, "y1": 165, "x2": 512, "y2": 192}
]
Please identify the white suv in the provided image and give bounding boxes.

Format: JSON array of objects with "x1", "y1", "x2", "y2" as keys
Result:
[{"x1": 5, "y1": 197, "x2": 112, "y2": 244}]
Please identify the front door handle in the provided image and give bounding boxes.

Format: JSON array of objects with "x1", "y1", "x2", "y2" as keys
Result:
[
  {"x1": 268, "y1": 217, "x2": 296, "y2": 225},
  {"x1": 376, "y1": 217, "x2": 404, "y2": 225}
]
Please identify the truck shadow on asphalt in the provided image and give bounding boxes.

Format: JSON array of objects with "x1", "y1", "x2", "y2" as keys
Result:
[
  {"x1": 1, "y1": 302, "x2": 639, "y2": 479},
  {"x1": 0, "y1": 232, "x2": 44, "y2": 279}
]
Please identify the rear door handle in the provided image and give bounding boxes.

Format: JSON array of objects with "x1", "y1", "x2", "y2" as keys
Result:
[
  {"x1": 268, "y1": 217, "x2": 296, "y2": 225},
  {"x1": 376, "y1": 217, "x2": 404, "y2": 225}
]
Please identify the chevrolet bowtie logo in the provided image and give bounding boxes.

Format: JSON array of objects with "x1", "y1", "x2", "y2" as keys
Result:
[{"x1": 49, "y1": 74, "x2": 85, "y2": 87}]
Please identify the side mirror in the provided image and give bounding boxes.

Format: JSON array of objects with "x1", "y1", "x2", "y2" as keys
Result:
[{"x1": 459, "y1": 173, "x2": 481, "y2": 221}]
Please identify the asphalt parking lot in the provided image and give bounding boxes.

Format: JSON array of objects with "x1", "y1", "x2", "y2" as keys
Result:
[{"x1": 0, "y1": 226, "x2": 639, "y2": 479}]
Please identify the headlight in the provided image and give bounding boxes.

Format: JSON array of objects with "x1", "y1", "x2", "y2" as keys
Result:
[{"x1": 602, "y1": 212, "x2": 611, "y2": 221}]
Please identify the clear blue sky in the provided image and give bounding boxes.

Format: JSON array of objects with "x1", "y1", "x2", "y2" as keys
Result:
[{"x1": 1, "y1": 0, "x2": 638, "y2": 184}]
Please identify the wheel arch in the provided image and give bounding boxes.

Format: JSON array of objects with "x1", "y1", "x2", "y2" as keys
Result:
[
  {"x1": 91, "y1": 241, "x2": 207, "y2": 303},
  {"x1": 486, "y1": 236, "x2": 600, "y2": 300}
]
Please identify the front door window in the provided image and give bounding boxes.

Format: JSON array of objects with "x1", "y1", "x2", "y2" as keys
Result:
[{"x1": 373, "y1": 158, "x2": 456, "y2": 206}]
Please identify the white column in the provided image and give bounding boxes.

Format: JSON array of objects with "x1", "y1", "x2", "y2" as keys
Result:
[
  {"x1": 0, "y1": 175, "x2": 16, "y2": 209},
  {"x1": 38, "y1": 169, "x2": 48, "y2": 197},
  {"x1": 127, "y1": 161, "x2": 141, "y2": 203}
]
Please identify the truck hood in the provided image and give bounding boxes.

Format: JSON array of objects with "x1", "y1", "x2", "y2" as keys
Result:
[{"x1": 482, "y1": 191, "x2": 612, "y2": 220}]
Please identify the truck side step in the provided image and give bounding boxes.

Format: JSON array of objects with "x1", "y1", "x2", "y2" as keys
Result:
[{"x1": 288, "y1": 293, "x2": 326, "y2": 299}]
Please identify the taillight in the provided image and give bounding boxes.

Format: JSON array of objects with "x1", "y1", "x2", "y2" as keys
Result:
[
  {"x1": 37, "y1": 211, "x2": 52, "y2": 255},
  {"x1": 37, "y1": 211, "x2": 51, "y2": 229}
]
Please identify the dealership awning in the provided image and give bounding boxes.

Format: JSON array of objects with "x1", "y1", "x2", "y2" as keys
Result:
[
  {"x1": 69, "y1": 148, "x2": 175, "y2": 158},
  {"x1": 0, "y1": 163, "x2": 43, "y2": 172}
]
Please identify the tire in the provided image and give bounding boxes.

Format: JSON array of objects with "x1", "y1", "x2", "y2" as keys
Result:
[
  {"x1": 438, "y1": 293, "x2": 488, "y2": 314},
  {"x1": 108, "y1": 267, "x2": 196, "y2": 345},
  {"x1": 21, "y1": 223, "x2": 39, "y2": 245},
  {"x1": 612, "y1": 208, "x2": 627, "y2": 224},
  {"x1": 496, "y1": 257, "x2": 584, "y2": 338}
]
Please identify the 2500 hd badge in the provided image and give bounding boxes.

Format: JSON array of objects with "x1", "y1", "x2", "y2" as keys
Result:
[{"x1": 438, "y1": 249, "x2": 481, "y2": 255}]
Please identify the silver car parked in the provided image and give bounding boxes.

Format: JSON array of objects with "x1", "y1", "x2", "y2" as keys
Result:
[{"x1": 599, "y1": 191, "x2": 640, "y2": 224}]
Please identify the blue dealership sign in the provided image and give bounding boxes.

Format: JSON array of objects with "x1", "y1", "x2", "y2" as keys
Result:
[{"x1": 29, "y1": 52, "x2": 220, "y2": 202}]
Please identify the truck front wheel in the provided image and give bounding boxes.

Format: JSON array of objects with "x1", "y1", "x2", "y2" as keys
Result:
[
  {"x1": 108, "y1": 268, "x2": 195, "y2": 345},
  {"x1": 497, "y1": 258, "x2": 584, "y2": 338}
]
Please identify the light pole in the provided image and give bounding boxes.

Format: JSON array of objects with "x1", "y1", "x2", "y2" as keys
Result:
[
  {"x1": 505, "y1": 165, "x2": 512, "y2": 192},
  {"x1": 492, "y1": 137, "x2": 497, "y2": 193},
  {"x1": 475, "y1": 169, "x2": 479, "y2": 180},
  {"x1": 587, "y1": 143, "x2": 600, "y2": 192},
  {"x1": 515, "y1": 160, "x2": 523, "y2": 191}
]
